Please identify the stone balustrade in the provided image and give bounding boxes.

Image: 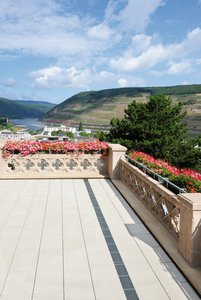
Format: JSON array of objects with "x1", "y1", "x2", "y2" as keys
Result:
[
  {"x1": 119, "y1": 156, "x2": 201, "y2": 267},
  {"x1": 0, "y1": 143, "x2": 126, "y2": 179},
  {"x1": 0, "y1": 153, "x2": 108, "y2": 179},
  {"x1": 120, "y1": 157, "x2": 180, "y2": 237}
]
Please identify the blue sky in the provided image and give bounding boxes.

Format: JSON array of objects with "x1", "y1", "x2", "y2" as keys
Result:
[{"x1": 0, "y1": 0, "x2": 201, "y2": 104}]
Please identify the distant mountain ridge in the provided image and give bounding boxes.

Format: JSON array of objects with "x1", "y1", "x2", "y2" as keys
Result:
[
  {"x1": 43, "y1": 85, "x2": 201, "y2": 136},
  {"x1": 0, "y1": 98, "x2": 56, "y2": 119}
]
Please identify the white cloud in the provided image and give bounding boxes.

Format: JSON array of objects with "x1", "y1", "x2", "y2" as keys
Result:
[
  {"x1": 118, "y1": 78, "x2": 128, "y2": 87},
  {"x1": 196, "y1": 58, "x2": 201, "y2": 65},
  {"x1": 110, "y1": 27, "x2": 201, "y2": 72},
  {"x1": 0, "y1": 0, "x2": 165, "y2": 72},
  {"x1": 167, "y1": 60, "x2": 192, "y2": 75},
  {"x1": 0, "y1": 0, "x2": 116, "y2": 60},
  {"x1": 105, "y1": 0, "x2": 164, "y2": 32},
  {"x1": 1, "y1": 0, "x2": 201, "y2": 99},
  {"x1": 117, "y1": 0, "x2": 164, "y2": 32},
  {"x1": 0, "y1": 78, "x2": 16, "y2": 87},
  {"x1": 98, "y1": 71, "x2": 115, "y2": 78},
  {"x1": 131, "y1": 34, "x2": 153, "y2": 54},
  {"x1": 172, "y1": 28, "x2": 201, "y2": 57},
  {"x1": 88, "y1": 23, "x2": 114, "y2": 41},
  {"x1": 30, "y1": 66, "x2": 91, "y2": 88},
  {"x1": 110, "y1": 44, "x2": 166, "y2": 71}
]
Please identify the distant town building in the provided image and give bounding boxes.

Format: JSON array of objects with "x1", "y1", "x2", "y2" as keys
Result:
[
  {"x1": 41, "y1": 125, "x2": 76, "y2": 136},
  {"x1": 0, "y1": 130, "x2": 32, "y2": 140}
]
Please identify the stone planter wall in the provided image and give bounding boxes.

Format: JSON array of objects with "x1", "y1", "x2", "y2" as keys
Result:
[
  {"x1": 0, "y1": 143, "x2": 126, "y2": 179},
  {"x1": 0, "y1": 153, "x2": 108, "y2": 179}
]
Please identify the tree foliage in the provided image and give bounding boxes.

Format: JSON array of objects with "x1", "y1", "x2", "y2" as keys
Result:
[
  {"x1": 78, "y1": 121, "x2": 83, "y2": 131},
  {"x1": 51, "y1": 130, "x2": 74, "y2": 138},
  {"x1": 108, "y1": 95, "x2": 201, "y2": 169}
]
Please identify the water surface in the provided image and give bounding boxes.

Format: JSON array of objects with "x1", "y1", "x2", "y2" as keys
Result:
[{"x1": 10, "y1": 118, "x2": 46, "y2": 130}]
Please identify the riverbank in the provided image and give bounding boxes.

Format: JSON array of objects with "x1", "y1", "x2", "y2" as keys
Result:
[{"x1": 9, "y1": 118, "x2": 46, "y2": 131}]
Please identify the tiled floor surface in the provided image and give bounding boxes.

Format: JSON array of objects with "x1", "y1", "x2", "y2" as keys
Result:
[{"x1": 0, "y1": 179, "x2": 200, "y2": 300}]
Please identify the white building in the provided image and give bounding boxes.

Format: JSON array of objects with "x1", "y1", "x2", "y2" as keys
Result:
[
  {"x1": 0, "y1": 130, "x2": 32, "y2": 140},
  {"x1": 41, "y1": 125, "x2": 76, "y2": 136}
]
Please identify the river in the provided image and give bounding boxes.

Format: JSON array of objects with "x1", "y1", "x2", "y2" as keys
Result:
[
  {"x1": 9, "y1": 118, "x2": 110, "y2": 132},
  {"x1": 10, "y1": 118, "x2": 46, "y2": 131}
]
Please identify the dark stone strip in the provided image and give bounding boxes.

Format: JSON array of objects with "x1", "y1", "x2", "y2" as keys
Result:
[{"x1": 84, "y1": 179, "x2": 139, "y2": 300}]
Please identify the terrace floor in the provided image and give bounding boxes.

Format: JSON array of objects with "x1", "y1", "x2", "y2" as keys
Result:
[{"x1": 0, "y1": 179, "x2": 199, "y2": 300}]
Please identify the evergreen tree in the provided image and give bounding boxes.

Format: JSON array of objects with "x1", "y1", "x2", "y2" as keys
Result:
[
  {"x1": 79, "y1": 121, "x2": 83, "y2": 131},
  {"x1": 109, "y1": 95, "x2": 188, "y2": 160}
]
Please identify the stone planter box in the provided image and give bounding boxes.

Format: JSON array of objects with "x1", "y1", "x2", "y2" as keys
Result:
[
  {"x1": 0, "y1": 144, "x2": 127, "y2": 179},
  {"x1": 0, "y1": 154, "x2": 108, "y2": 179}
]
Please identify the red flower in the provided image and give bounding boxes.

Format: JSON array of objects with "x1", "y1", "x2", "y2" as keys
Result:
[{"x1": 129, "y1": 151, "x2": 201, "y2": 193}]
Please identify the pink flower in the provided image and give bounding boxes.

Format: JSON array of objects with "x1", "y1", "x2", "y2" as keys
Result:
[
  {"x1": 129, "y1": 150, "x2": 201, "y2": 193},
  {"x1": 2, "y1": 140, "x2": 109, "y2": 158}
]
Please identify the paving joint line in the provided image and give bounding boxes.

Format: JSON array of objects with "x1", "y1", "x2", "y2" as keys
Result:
[
  {"x1": 61, "y1": 179, "x2": 65, "y2": 300},
  {"x1": 84, "y1": 179, "x2": 139, "y2": 300},
  {"x1": 73, "y1": 180, "x2": 97, "y2": 300},
  {"x1": 31, "y1": 180, "x2": 51, "y2": 300}
]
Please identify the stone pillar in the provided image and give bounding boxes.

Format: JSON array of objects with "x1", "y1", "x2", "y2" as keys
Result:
[
  {"x1": 178, "y1": 193, "x2": 201, "y2": 267},
  {"x1": 0, "y1": 141, "x2": 6, "y2": 178},
  {"x1": 108, "y1": 144, "x2": 127, "y2": 179}
]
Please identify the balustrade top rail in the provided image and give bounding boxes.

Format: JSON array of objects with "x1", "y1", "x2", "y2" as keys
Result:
[{"x1": 125, "y1": 155, "x2": 186, "y2": 194}]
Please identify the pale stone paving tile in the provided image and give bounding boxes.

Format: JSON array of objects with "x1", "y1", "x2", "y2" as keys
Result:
[
  {"x1": 89, "y1": 179, "x2": 199, "y2": 300},
  {"x1": 1, "y1": 180, "x2": 50, "y2": 298},
  {"x1": 132, "y1": 236, "x2": 197, "y2": 298},
  {"x1": 132, "y1": 233, "x2": 159, "y2": 247},
  {"x1": 147, "y1": 260, "x2": 200, "y2": 300},
  {"x1": 134, "y1": 239, "x2": 172, "y2": 263},
  {"x1": 64, "y1": 267, "x2": 95, "y2": 300},
  {"x1": 24, "y1": 180, "x2": 50, "y2": 229},
  {"x1": 61, "y1": 179, "x2": 95, "y2": 300},
  {"x1": 0, "y1": 180, "x2": 39, "y2": 295},
  {"x1": 0, "y1": 294, "x2": 31, "y2": 300},
  {"x1": 4, "y1": 180, "x2": 38, "y2": 228},
  {"x1": 89, "y1": 179, "x2": 149, "y2": 263},
  {"x1": 74, "y1": 179, "x2": 126, "y2": 300},
  {"x1": 100, "y1": 179, "x2": 142, "y2": 225},
  {"x1": 0, "y1": 226, "x2": 23, "y2": 293},
  {"x1": 0, "y1": 180, "x2": 26, "y2": 230},
  {"x1": 32, "y1": 180, "x2": 63, "y2": 299},
  {"x1": 32, "y1": 292, "x2": 63, "y2": 300},
  {"x1": 0, "y1": 180, "x2": 17, "y2": 201},
  {"x1": 0, "y1": 179, "x2": 199, "y2": 300}
]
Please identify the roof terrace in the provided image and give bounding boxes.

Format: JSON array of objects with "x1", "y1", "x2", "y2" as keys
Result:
[{"x1": 0, "y1": 142, "x2": 200, "y2": 299}]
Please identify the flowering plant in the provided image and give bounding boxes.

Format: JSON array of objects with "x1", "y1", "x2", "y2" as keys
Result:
[
  {"x1": 1, "y1": 140, "x2": 109, "y2": 158},
  {"x1": 129, "y1": 151, "x2": 201, "y2": 193}
]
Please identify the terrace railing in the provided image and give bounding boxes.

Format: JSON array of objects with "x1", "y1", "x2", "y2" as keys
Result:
[
  {"x1": 125, "y1": 155, "x2": 186, "y2": 194},
  {"x1": 118, "y1": 156, "x2": 201, "y2": 268},
  {"x1": 120, "y1": 157, "x2": 180, "y2": 238},
  {"x1": 0, "y1": 143, "x2": 126, "y2": 179},
  {"x1": 0, "y1": 153, "x2": 108, "y2": 179}
]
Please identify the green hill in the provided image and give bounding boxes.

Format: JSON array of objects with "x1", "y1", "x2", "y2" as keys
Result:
[
  {"x1": 43, "y1": 85, "x2": 201, "y2": 136},
  {"x1": 0, "y1": 98, "x2": 56, "y2": 119}
]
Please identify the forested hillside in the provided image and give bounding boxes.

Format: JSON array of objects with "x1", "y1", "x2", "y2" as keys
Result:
[
  {"x1": 43, "y1": 85, "x2": 201, "y2": 136},
  {"x1": 0, "y1": 98, "x2": 56, "y2": 118}
]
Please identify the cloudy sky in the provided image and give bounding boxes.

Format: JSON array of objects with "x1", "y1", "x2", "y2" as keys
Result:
[{"x1": 0, "y1": 0, "x2": 201, "y2": 103}]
